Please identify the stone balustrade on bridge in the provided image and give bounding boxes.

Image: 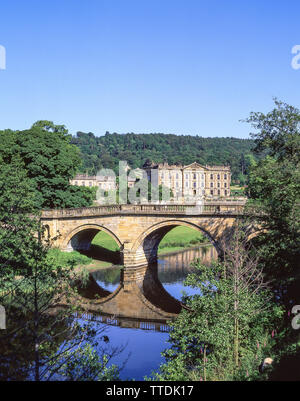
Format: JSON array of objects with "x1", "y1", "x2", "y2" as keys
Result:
[{"x1": 41, "y1": 200, "x2": 247, "y2": 219}]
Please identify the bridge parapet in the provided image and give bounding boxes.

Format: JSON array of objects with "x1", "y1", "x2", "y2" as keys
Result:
[{"x1": 41, "y1": 200, "x2": 247, "y2": 218}]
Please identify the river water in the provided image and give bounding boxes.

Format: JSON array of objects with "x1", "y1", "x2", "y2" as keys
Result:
[{"x1": 88, "y1": 245, "x2": 218, "y2": 380}]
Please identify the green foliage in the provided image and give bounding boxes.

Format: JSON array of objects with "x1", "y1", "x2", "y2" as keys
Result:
[
  {"x1": 53, "y1": 344, "x2": 120, "y2": 381},
  {"x1": 0, "y1": 162, "x2": 121, "y2": 381},
  {"x1": 242, "y1": 99, "x2": 300, "y2": 379},
  {"x1": 245, "y1": 100, "x2": 300, "y2": 303},
  {"x1": 0, "y1": 160, "x2": 42, "y2": 275},
  {"x1": 230, "y1": 185, "x2": 246, "y2": 196},
  {"x1": 72, "y1": 131, "x2": 258, "y2": 181},
  {"x1": 245, "y1": 99, "x2": 300, "y2": 162},
  {"x1": 0, "y1": 121, "x2": 95, "y2": 209},
  {"x1": 150, "y1": 230, "x2": 283, "y2": 381},
  {"x1": 56, "y1": 185, "x2": 97, "y2": 209}
]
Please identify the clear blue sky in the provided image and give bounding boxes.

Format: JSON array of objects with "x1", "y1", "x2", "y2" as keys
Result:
[{"x1": 0, "y1": 0, "x2": 299, "y2": 138}]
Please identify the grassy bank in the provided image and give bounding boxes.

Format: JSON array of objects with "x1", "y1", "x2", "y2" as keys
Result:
[
  {"x1": 47, "y1": 248, "x2": 112, "y2": 269},
  {"x1": 47, "y1": 248, "x2": 92, "y2": 266},
  {"x1": 158, "y1": 226, "x2": 207, "y2": 254},
  {"x1": 92, "y1": 231, "x2": 120, "y2": 251}
]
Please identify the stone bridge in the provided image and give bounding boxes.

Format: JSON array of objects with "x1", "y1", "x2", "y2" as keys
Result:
[{"x1": 41, "y1": 200, "x2": 247, "y2": 268}]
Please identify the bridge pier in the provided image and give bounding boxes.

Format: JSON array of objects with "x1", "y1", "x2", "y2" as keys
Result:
[{"x1": 121, "y1": 242, "x2": 151, "y2": 268}]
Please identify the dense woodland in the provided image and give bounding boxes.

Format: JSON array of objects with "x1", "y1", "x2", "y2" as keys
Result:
[{"x1": 71, "y1": 132, "x2": 258, "y2": 182}]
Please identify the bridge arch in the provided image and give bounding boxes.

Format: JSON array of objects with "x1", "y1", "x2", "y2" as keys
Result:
[
  {"x1": 62, "y1": 224, "x2": 122, "y2": 253},
  {"x1": 130, "y1": 219, "x2": 221, "y2": 266}
]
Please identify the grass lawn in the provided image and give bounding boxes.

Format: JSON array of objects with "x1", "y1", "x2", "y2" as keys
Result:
[
  {"x1": 92, "y1": 231, "x2": 120, "y2": 251},
  {"x1": 47, "y1": 248, "x2": 92, "y2": 266},
  {"x1": 47, "y1": 248, "x2": 114, "y2": 270},
  {"x1": 158, "y1": 226, "x2": 207, "y2": 254}
]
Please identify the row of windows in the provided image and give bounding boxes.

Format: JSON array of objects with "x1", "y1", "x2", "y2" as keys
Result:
[
  {"x1": 210, "y1": 182, "x2": 227, "y2": 188},
  {"x1": 212, "y1": 174, "x2": 228, "y2": 180},
  {"x1": 74, "y1": 181, "x2": 115, "y2": 188},
  {"x1": 210, "y1": 189, "x2": 228, "y2": 195},
  {"x1": 160, "y1": 173, "x2": 228, "y2": 180},
  {"x1": 161, "y1": 173, "x2": 204, "y2": 180},
  {"x1": 74, "y1": 181, "x2": 93, "y2": 187},
  {"x1": 184, "y1": 182, "x2": 205, "y2": 188},
  {"x1": 174, "y1": 189, "x2": 229, "y2": 196},
  {"x1": 165, "y1": 181, "x2": 228, "y2": 188}
]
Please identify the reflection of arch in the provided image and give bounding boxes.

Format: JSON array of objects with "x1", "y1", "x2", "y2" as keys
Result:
[
  {"x1": 76, "y1": 265, "x2": 182, "y2": 321},
  {"x1": 77, "y1": 273, "x2": 123, "y2": 302},
  {"x1": 63, "y1": 224, "x2": 122, "y2": 252},
  {"x1": 131, "y1": 220, "x2": 220, "y2": 265}
]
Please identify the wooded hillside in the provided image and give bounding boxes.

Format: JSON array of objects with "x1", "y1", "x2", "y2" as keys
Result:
[{"x1": 71, "y1": 132, "x2": 257, "y2": 181}]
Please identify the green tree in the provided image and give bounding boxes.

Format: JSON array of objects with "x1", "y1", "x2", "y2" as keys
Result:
[
  {"x1": 242, "y1": 100, "x2": 300, "y2": 379},
  {"x1": 0, "y1": 121, "x2": 95, "y2": 209},
  {"x1": 150, "y1": 228, "x2": 283, "y2": 381},
  {"x1": 246, "y1": 99, "x2": 300, "y2": 163},
  {"x1": 244, "y1": 100, "x2": 300, "y2": 304},
  {"x1": 0, "y1": 162, "x2": 121, "y2": 381}
]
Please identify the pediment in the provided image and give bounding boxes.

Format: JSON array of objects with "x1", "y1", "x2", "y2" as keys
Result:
[{"x1": 183, "y1": 162, "x2": 206, "y2": 170}]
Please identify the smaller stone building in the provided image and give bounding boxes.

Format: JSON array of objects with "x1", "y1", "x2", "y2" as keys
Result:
[{"x1": 70, "y1": 174, "x2": 116, "y2": 191}]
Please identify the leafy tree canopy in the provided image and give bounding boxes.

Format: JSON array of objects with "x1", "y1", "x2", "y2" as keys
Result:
[
  {"x1": 245, "y1": 99, "x2": 300, "y2": 303},
  {"x1": 0, "y1": 121, "x2": 95, "y2": 209}
]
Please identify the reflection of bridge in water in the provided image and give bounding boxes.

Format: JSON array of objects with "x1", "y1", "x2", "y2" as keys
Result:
[
  {"x1": 74, "y1": 312, "x2": 171, "y2": 333},
  {"x1": 158, "y1": 245, "x2": 218, "y2": 282},
  {"x1": 75, "y1": 245, "x2": 218, "y2": 331}
]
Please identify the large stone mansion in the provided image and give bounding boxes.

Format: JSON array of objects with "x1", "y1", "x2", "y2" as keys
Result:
[
  {"x1": 71, "y1": 161, "x2": 231, "y2": 201},
  {"x1": 143, "y1": 161, "x2": 231, "y2": 200}
]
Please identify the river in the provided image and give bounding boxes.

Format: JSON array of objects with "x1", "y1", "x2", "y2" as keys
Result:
[{"x1": 85, "y1": 245, "x2": 218, "y2": 380}]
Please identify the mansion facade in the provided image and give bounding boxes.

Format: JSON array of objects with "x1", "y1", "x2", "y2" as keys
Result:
[{"x1": 143, "y1": 161, "x2": 231, "y2": 200}]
